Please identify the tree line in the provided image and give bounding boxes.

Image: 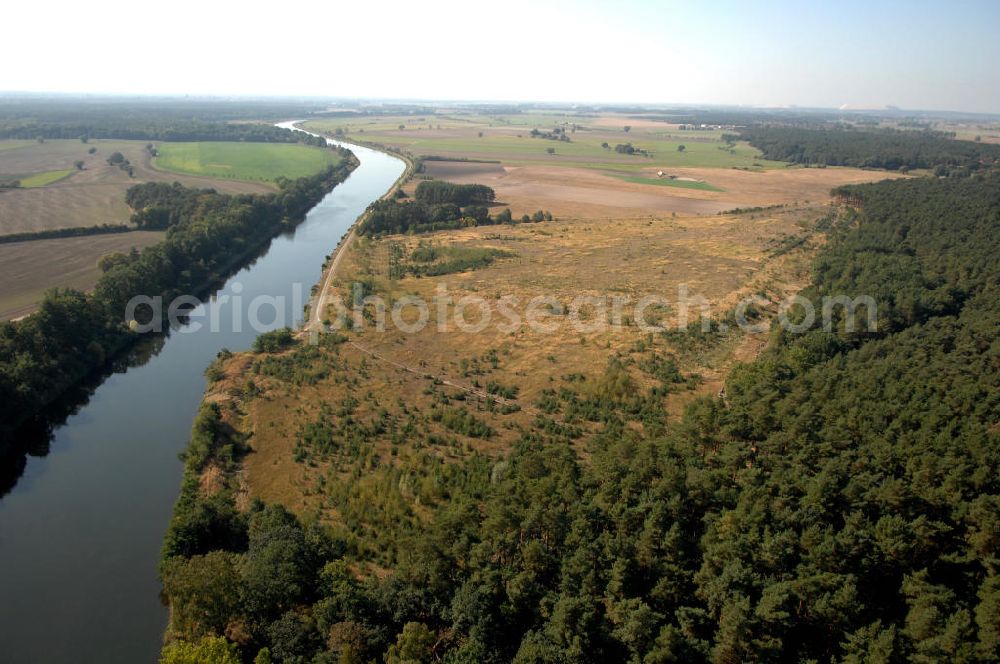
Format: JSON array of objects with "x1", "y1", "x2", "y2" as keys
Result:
[
  {"x1": 0, "y1": 121, "x2": 327, "y2": 146},
  {"x1": 0, "y1": 224, "x2": 133, "y2": 244},
  {"x1": 741, "y1": 125, "x2": 1000, "y2": 174},
  {"x1": 0, "y1": 98, "x2": 329, "y2": 145}
]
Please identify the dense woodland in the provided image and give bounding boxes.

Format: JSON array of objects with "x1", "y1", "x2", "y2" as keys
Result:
[
  {"x1": 741, "y1": 126, "x2": 1000, "y2": 174},
  {"x1": 360, "y1": 182, "x2": 550, "y2": 236},
  {"x1": 413, "y1": 181, "x2": 496, "y2": 206},
  {"x1": 0, "y1": 99, "x2": 327, "y2": 144},
  {"x1": 0, "y1": 147, "x2": 356, "y2": 444},
  {"x1": 161, "y1": 159, "x2": 1000, "y2": 664}
]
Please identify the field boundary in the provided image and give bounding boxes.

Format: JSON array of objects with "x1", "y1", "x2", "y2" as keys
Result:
[{"x1": 0, "y1": 224, "x2": 132, "y2": 245}]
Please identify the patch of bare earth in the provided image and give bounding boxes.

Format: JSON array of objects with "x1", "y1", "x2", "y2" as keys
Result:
[
  {"x1": 422, "y1": 161, "x2": 905, "y2": 219},
  {"x1": 0, "y1": 231, "x2": 164, "y2": 320}
]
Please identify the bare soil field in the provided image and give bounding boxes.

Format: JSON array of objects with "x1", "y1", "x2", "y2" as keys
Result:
[
  {"x1": 0, "y1": 231, "x2": 164, "y2": 320},
  {"x1": 589, "y1": 115, "x2": 682, "y2": 130},
  {"x1": 423, "y1": 160, "x2": 902, "y2": 218},
  {"x1": 0, "y1": 139, "x2": 273, "y2": 234}
]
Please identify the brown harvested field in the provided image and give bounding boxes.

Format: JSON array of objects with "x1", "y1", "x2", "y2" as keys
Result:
[
  {"x1": 0, "y1": 231, "x2": 164, "y2": 320},
  {"x1": 422, "y1": 160, "x2": 904, "y2": 218},
  {"x1": 0, "y1": 139, "x2": 273, "y2": 234}
]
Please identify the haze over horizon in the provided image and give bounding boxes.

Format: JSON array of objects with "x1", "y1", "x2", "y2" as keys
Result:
[{"x1": 3, "y1": 0, "x2": 999, "y2": 114}]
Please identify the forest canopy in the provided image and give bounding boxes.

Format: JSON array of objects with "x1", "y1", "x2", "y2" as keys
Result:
[
  {"x1": 741, "y1": 125, "x2": 1000, "y2": 174},
  {"x1": 0, "y1": 99, "x2": 328, "y2": 144}
]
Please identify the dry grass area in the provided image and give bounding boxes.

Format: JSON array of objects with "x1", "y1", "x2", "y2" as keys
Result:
[
  {"x1": 230, "y1": 203, "x2": 829, "y2": 519},
  {"x1": 0, "y1": 231, "x2": 164, "y2": 319},
  {"x1": 217, "y1": 113, "x2": 902, "y2": 530},
  {"x1": 329, "y1": 206, "x2": 824, "y2": 403},
  {"x1": 0, "y1": 139, "x2": 272, "y2": 234}
]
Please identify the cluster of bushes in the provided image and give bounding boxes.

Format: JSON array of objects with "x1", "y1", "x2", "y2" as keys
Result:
[
  {"x1": 251, "y1": 328, "x2": 296, "y2": 353},
  {"x1": 529, "y1": 127, "x2": 571, "y2": 141},
  {"x1": 430, "y1": 406, "x2": 494, "y2": 438},
  {"x1": 106, "y1": 151, "x2": 135, "y2": 177},
  {"x1": 0, "y1": 149, "x2": 356, "y2": 442},
  {"x1": 614, "y1": 142, "x2": 652, "y2": 156},
  {"x1": 720, "y1": 203, "x2": 786, "y2": 215},
  {"x1": 485, "y1": 379, "x2": 519, "y2": 400},
  {"x1": 253, "y1": 341, "x2": 342, "y2": 386},
  {"x1": 406, "y1": 244, "x2": 513, "y2": 277}
]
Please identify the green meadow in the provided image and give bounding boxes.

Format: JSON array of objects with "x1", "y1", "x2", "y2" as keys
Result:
[
  {"x1": 305, "y1": 117, "x2": 784, "y2": 172},
  {"x1": 19, "y1": 169, "x2": 76, "y2": 188},
  {"x1": 619, "y1": 175, "x2": 725, "y2": 191},
  {"x1": 154, "y1": 142, "x2": 342, "y2": 182}
]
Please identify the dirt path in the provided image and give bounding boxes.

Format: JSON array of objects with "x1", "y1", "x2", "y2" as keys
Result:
[{"x1": 306, "y1": 228, "x2": 355, "y2": 331}]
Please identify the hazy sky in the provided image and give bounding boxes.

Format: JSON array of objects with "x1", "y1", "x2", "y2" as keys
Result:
[{"x1": 3, "y1": 0, "x2": 999, "y2": 113}]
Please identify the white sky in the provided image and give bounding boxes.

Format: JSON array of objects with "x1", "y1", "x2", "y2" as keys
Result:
[{"x1": 3, "y1": 0, "x2": 999, "y2": 113}]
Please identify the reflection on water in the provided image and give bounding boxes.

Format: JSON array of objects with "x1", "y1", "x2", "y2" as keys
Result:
[
  {"x1": 1, "y1": 334, "x2": 166, "y2": 498},
  {"x1": 0, "y1": 234, "x2": 278, "y2": 498}
]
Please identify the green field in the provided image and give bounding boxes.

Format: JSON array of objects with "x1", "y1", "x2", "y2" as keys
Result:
[
  {"x1": 154, "y1": 142, "x2": 342, "y2": 182},
  {"x1": 304, "y1": 116, "x2": 784, "y2": 172},
  {"x1": 620, "y1": 175, "x2": 725, "y2": 191},
  {"x1": 19, "y1": 169, "x2": 76, "y2": 188}
]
